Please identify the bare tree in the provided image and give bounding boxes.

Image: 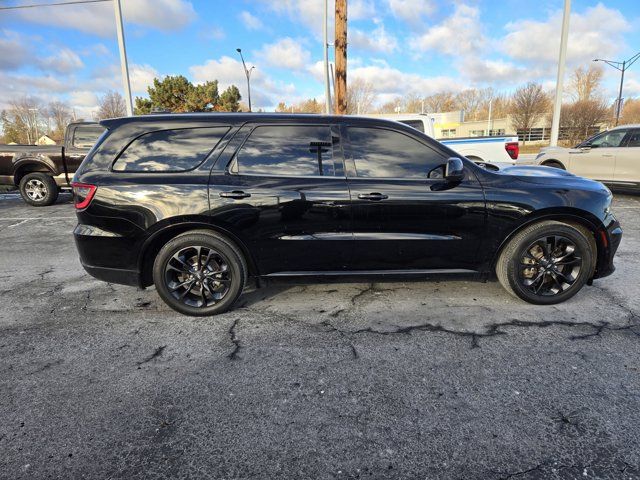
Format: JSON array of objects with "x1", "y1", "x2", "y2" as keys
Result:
[
  {"x1": 510, "y1": 82, "x2": 551, "y2": 144},
  {"x1": 47, "y1": 101, "x2": 72, "y2": 142},
  {"x1": 560, "y1": 99, "x2": 610, "y2": 145},
  {"x1": 423, "y1": 92, "x2": 456, "y2": 113},
  {"x1": 275, "y1": 98, "x2": 323, "y2": 113},
  {"x1": 7, "y1": 97, "x2": 44, "y2": 144},
  {"x1": 97, "y1": 90, "x2": 127, "y2": 120},
  {"x1": 376, "y1": 97, "x2": 402, "y2": 114},
  {"x1": 346, "y1": 79, "x2": 376, "y2": 114},
  {"x1": 620, "y1": 98, "x2": 640, "y2": 125},
  {"x1": 569, "y1": 65, "x2": 603, "y2": 102}
]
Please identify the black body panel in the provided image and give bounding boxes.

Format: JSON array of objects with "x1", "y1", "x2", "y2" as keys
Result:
[{"x1": 71, "y1": 113, "x2": 621, "y2": 288}]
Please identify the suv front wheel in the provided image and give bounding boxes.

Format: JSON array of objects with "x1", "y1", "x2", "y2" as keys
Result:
[
  {"x1": 152, "y1": 231, "x2": 247, "y2": 316},
  {"x1": 496, "y1": 221, "x2": 595, "y2": 305}
]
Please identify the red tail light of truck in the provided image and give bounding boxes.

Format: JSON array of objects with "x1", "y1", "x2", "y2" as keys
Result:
[{"x1": 505, "y1": 142, "x2": 519, "y2": 160}]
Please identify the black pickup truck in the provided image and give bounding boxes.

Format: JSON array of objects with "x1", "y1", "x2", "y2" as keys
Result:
[{"x1": 0, "y1": 122, "x2": 105, "y2": 206}]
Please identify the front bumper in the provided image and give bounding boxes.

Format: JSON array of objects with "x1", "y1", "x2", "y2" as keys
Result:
[{"x1": 593, "y1": 215, "x2": 622, "y2": 279}]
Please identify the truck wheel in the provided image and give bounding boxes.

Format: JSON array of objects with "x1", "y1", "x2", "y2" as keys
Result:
[
  {"x1": 496, "y1": 221, "x2": 595, "y2": 305},
  {"x1": 152, "y1": 230, "x2": 247, "y2": 316},
  {"x1": 19, "y1": 173, "x2": 59, "y2": 206}
]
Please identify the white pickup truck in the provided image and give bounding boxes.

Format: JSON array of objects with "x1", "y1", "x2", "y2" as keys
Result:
[{"x1": 366, "y1": 114, "x2": 520, "y2": 164}]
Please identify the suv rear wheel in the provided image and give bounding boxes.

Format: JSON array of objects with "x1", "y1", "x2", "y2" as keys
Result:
[
  {"x1": 496, "y1": 221, "x2": 595, "y2": 305},
  {"x1": 152, "y1": 230, "x2": 247, "y2": 316},
  {"x1": 19, "y1": 172, "x2": 59, "y2": 206}
]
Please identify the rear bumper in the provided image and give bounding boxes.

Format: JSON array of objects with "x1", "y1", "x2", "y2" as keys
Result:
[
  {"x1": 593, "y1": 216, "x2": 622, "y2": 279},
  {"x1": 80, "y1": 263, "x2": 141, "y2": 287},
  {"x1": 74, "y1": 223, "x2": 143, "y2": 287}
]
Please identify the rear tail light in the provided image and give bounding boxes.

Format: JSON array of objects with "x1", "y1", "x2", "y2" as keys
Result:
[
  {"x1": 505, "y1": 142, "x2": 519, "y2": 160},
  {"x1": 71, "y1": 182, "x2": 97, "y2": 210}
]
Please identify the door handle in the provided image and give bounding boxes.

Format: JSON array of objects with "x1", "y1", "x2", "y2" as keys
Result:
[
  {"x1": 357, "y1": 192, "x2": 388, "y2": 201},
  {"x1": 602, "y1": 154, "x2": 614, "y2": 157},
  {"x1": 219, "y1": 190, "x2": 251, "y2": 199}
]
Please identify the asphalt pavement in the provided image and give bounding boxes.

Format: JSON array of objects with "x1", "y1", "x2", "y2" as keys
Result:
[{"x1": 0, "y1": 191, "x2": 639, "y2": 479}]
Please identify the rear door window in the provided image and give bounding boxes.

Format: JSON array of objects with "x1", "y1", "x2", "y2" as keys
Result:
[
  {"x1": 113, "y1": 127, "x2": 229, "y2": 172},
  {"x1": 234, "y1": 125, "x2": 335, "y2": 176},
  {"x1": 624, "y1": 129, "x2": 640, "y2": 147}
]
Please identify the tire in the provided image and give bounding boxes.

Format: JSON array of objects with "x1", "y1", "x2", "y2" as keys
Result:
[
  {"x1": 542, "y1": 160, "x2": 565, "y2": 170},
  {"x1": 19, "y1": 172, "x2": 59, "y2": 206},
  {"x1": 496, "y1": 221, "x2": 595, "y2": 305},
  {"x1": 152, "y1": 230, "x2": 247, "y2": 316}
]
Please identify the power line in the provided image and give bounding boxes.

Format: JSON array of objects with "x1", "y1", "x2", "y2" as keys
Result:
[{"x1": 0, "y1": 0, "x2": 110, "y2": 11}]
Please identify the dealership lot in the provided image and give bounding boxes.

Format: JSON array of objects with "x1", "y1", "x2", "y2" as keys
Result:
[{"x1": 0, "y1": 192, "x2": 639, "y2": 479}]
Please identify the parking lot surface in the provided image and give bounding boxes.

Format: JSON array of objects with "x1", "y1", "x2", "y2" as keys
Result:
[{"x1": 0, "y1": 192, "x2": 639, "y2": 479}]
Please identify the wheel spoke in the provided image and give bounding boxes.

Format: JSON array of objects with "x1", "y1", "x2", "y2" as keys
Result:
[
  {"x1": 555, "y1": 257, "x2": 581, "y2": 267},
  {"x1": 550, "y1": 273, "x2": 564, "y2": 293},
  {"x1": 178, "y1": 282, "x2": 195, "y2": 299},
  {"x1": 170, "y1": 279, "x2": 194, "y2": 292}
]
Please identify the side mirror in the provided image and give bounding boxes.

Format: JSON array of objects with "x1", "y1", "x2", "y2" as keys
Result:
[
  {"x1": 445, "y1": 157, "x2": 464, "y2": 182},
  {"x1": 580, "y1": 143, "x2": 592, "y2": 151}
]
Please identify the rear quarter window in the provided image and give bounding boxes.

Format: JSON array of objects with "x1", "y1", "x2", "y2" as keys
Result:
[{"x1": 112, "y1": 127, "x2": 229, "y2": 172}]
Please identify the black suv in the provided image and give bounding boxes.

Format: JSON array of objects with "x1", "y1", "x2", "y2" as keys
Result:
[{"x1": 72, "y1": 114, "x2": 621, "y2": 316}]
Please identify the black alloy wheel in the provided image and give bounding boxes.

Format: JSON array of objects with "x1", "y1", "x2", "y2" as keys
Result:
[
  {"x1": 165, "y1": 246, "x2": 232, "y2": 308},
  {"x1": 518, "y1": 235, "x2": 582, "y2": 296},
  {"x1": 496, "y1": 221, "x2": 595, "y2": 305},
  {"x1": 153, "y1": 231, "x2": 246, "y2": 316}
]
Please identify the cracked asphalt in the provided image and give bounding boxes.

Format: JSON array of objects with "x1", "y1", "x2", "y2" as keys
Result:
[{"x1": 0, "y1": 191, "x2": 639, "y2": 479}]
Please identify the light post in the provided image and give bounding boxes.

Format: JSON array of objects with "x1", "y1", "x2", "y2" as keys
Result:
[
  {"x1": 594, "y1": 51, "x2": 640, "y2": 126},
  {"x1": 549, "y1": 0, "x2": 571, "y2": 147},
  {"x1": 236, "y1": 48, "x2": 255, "y2": 112}
]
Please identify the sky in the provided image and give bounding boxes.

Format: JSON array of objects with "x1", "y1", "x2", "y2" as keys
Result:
[{"x1": 0, "y1": 0, "x2": 639, "y2": 118}]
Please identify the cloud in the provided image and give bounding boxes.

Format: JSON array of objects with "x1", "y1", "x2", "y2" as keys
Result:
[
  {"x1": 0, "y1": 30, "x2": 31, "y2": 70},
  {"x1": 461, "y1": 58, "x2": 529, "y2": 85},
  {"x1": 255, "y1": 38, "x2": 311, "y2": 70},
  {"x1": 387, "y1": 0, "x2": 435, "y2": 24},
  {"x1": 307, "y1": 60, "x2": 464, "y2": 102},
  {"x1": 410, "y1": 4, "x2": 484, "y2": 55},
  {"x1": 38, "y1": 48, "x2": 84, "y2": 74},
  {"x1": 351, "y1": 25, "x2": 398, "y2": 54},
  {"x1": 239, "y1": 11, "x2": 263, "y2": 31},
  {"x1": 189, "y1": 56, "x2": 296, "y2": 109},
  {"x1": 9, "y1": 0, "x2": 196, "y2": 37},
  {"x1": 502, "y1": 3, "x2": 630, "y2": 67}
]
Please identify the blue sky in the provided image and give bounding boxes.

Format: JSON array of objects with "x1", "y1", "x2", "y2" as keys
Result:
[{"x1": 1, "y1": 0, "x2": 639, "y2": 117}]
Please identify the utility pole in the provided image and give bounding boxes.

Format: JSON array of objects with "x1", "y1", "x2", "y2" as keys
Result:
[
  {"x1": 236, "y1": 48, "x2": 255, "y2": 112},
  {"x1": 487, "y1": 98, "x2": 492, "y2": 135},
  {"x1": 334, "y1": 0, "x2": 347, "y2": 115},
  {"x1": 113, "y1": 0, "x2": 133, "y2": 116},
  {"x1": 594, "y1": 51, "x2": 640, "y2": 126},
  {"x1": 550, "y1": 0, "x2": 571, "y2": 147},
  {"x1": 323, "y1": 0, "x2": 332, "y2": 114}
]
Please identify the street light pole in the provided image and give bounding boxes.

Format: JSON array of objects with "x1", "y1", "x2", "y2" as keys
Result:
[
  {"x1": 236, "y1": 48, "x2": 254, "y2": 112},
  {"x1": 550, "y1": 0, "x2": 571, "y2": 147},
  {"x1": 594, "y1": 51, "x2": 640, "y2": 126},
  {"x1": 113, "y1": 0, "x2": 133, "y2": 116}
]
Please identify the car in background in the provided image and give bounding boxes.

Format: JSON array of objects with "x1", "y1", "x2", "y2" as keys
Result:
[
  {"x1": 524, "y1": 125, "x2": 640, "y2": 191},
  {"x1": 0, "y1": 122, "x2": 105, "y2": 206},
  {"x1": 71, "y1": 113, "x2": 620, "y2": 316},
  {"x1": 363, "y1": 113, "x2": 520, "y2": 165}
]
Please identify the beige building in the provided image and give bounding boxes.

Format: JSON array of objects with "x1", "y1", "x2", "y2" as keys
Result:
[{"x1": 433, "y1": 111, "x2": 603, "y2": 144}]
